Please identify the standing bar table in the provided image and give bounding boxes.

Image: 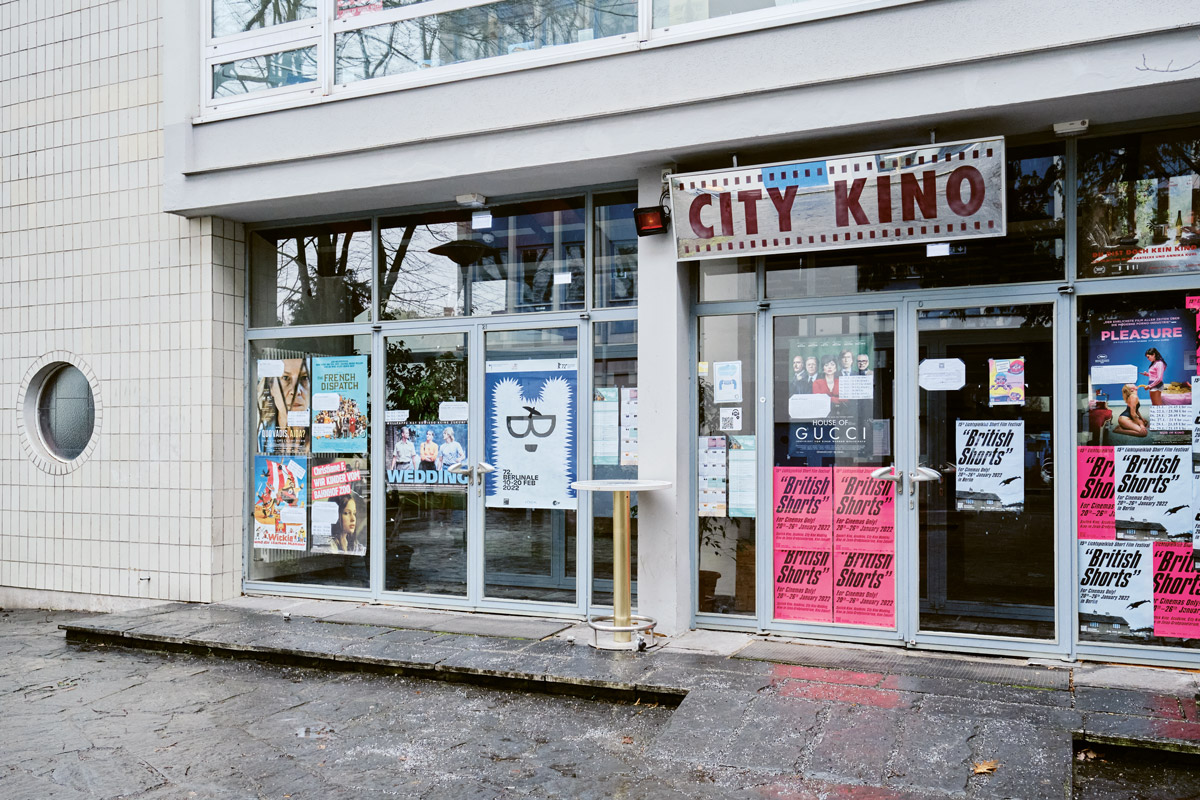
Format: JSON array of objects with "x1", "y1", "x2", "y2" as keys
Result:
[{"x1": 571, "y1": 479, "x2": 672, "y2": 650}]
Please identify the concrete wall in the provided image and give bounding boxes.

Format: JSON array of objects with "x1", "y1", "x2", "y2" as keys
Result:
[
  {"x1": 0, "y1": 0, "x2": 244, "y2": 608},
  {"x1": 162, "y1": 0, "x2": 1200, "y2": 221}
]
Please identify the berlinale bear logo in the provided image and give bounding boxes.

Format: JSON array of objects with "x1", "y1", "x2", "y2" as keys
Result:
[{"x1": 489, "y1": 377, "x2": 574, "y2": 508}]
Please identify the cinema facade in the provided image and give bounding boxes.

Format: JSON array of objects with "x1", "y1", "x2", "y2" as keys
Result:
[{"x1": 4, "y1": 0, "x2": 1200, "y2": 667}]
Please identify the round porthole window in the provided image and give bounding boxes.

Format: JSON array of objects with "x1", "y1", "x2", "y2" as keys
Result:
[
  {"x1": 37, "y1": 364, "x2": 96, "y2": 460},
  {"x1": 17, "y1": 353, "x2": 102, "y2": 474}
]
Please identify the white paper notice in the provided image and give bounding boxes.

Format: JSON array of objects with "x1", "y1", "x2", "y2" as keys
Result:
[
  {"x1": 385, "y1": 409, "x2": 410, "y2": 423},
  {"x1": 727, "y1": 435, "x2": 756, "y2": 518},
  {"x1": 439, "y1": 401, "x2": 468, "y2": 421},
  {"x1": 286, "y1": 459, "x2": 306, "y2": 480},
  {"x1": 955, "y1": 420, "x2": 1024, "y2": 511},
  {"x1": 713, "y1": 361, "x2": 743, "y2": 404},
  {"x1": 838, "y1": 375, "x2": 873, "y2": 400},
  {"x1": 311, "y1": 501, "x2": 340, "y2": 524},
  {"x1": 1090, "y1": 364, "x2": 1139, "y2": 386},
  {"x1": 312, "y1": 392, "x2": 340, "y2": 411},
  {"x1": 553, "y1": 272, "x2": 572, "y2": 285},
  {"x1": 719, "y1": 407, "x2": 743, "y2": 432},
  {"x1": 279, "y1": 506, "x2": 306, "y2": 526},
  {"x1": 312, "y1": 522, "x2": 332, "y2": 546},
  {"x1": 620, "y1": 387, "x2": 639, "y2": 426},
  {"x1": 919, "y1": 359, "x2": 966, "y2": 391},
  {"x1": 620, "y1": 428, "x2": 638, "y2": 466},
  {"x1": 257, "y1": 359, "x2": 285, "y2": 378},
  {"x1": 1149, "y1": 405, "x2": 1192, "y2": 431},
  {"x1": 287, "y1": 410, "x2": 310, "y2": 427},
  {"x1": 313, "y1": 423, "x2": 335, "y2": 438},
  {"x1": 593, "y1": 387, "x2": 618, "y2": 466},
  {"x1": 789, "y1": 393, "x2": 832, "y2": 420},
  {"x1": 698, "y1": 436, "x2": 728, "y2": 517}
]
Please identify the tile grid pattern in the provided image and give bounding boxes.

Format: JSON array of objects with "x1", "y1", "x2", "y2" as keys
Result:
[{"x1": 0, "y1": 0, "x2": 245, "y2": 604}]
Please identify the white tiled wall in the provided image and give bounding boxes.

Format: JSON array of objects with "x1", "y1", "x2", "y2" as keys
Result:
[{"x1": 0, "y1": 0, "x2": 244, "y2": 605}]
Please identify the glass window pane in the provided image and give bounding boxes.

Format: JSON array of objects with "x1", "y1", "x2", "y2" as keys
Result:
[
  {"x1": 1077, "y1": 290, "x2": 1199, "y2": 649},
  {"x1": 697, "y1": 315, "x2": 756, "y2": 616},
  {"x1": 765, "y1": 143, "x2": 1066, "y2": 298},
  {"x1": 385, "y1": 332, "x2": 470, "y2": 596},
  {"x1": 1077, "y1": 127, "x2": 1200, "y2": 279},
  {"x1": 772, "y1": 312, "x2": 896, "y2": 628},
  {"x1": 918, "y1": 305, "x2": 1055, "y2": 639},
  {"x1": 484, "y1": 327, "x2": 579, "y2": 603},
  {"x1": 213, "y1": 46, "x2": 318, "y2": 98},
  {"x1": 698, "y1": 257, "x2": 755, "y2": 302},
  {"x1": 594, "y1": 190, "x2": 638, "y2": 307},
  {"x1": 37, "y1": 365, "x2": 96, "y2": 461},
  {"x1": 380, "y1": 198, "x2": 585, "y2": 319},
  {"x1": 249, "y1": 337, "x2": 371, "y2": 589},
  {"x1": 592, "y1": 320, "x2": 638, "y2": 607},
  {"x1": 212, "y1": 0, "x2": 317, "y2": 38},
  {"x1": 251, "y1": 220, "x2": 373, "y2": 328},
  {"x1": 334, "y1": 0, "x2": 637, "y2": 84},
  {"x1": 653, "y1": 0, "x2": 782, "y2": 28}
]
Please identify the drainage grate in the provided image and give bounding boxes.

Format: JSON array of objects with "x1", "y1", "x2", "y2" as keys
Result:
[
  {"x1": 1074, "y1": 739, "x2": 1200, "y2": 799},
  {"x1": 736, "y1": 640, "x2": 1069, "y2": 689}
]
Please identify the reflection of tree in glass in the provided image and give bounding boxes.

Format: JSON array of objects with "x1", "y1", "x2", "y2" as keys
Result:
[
  {"x1": 334, "y1": 0, "x2": 637, "y2": 82},
  {"x1": 212, "y1": 0, "x2": 317, "y2": 37},
  {"x1": 275, "y1": 230, "x2": 372, "y2": 325},
  {"x1": 380, "y1": 223, "x2": 468, "y2": 319},
  {"x1": 386, "y1": 340, "x2": 466, "y2": 421}
]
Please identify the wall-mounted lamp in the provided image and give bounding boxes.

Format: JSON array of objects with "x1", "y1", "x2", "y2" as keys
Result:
[{"x1": 633, "y1": 205, "x2": 671, "y2": 237}]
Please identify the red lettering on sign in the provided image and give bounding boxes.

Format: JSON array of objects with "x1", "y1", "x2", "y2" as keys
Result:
[
  {"x1": 689, "y1": 195, "x2": 714, "y2": 239},
  {"x1": 834, "y1": 179, "x2": 869, "y2": 227},
  {"x1": 946, "y1": 165, "x2": 985, "y2": 216},
  {"x1": 737, "y1": 190, "x2": 762, "y2": 236},
  {"x1": 719, "y1": 192, "x2": 734, "y2": 237},
  {"x1": 901, "y1": 171, "x2": 936, "y2": 221},
  {"x1": 767, "y1": 186, "x2": 798, "y2": 232},
  {"x1": 876, "y1": 175, "x2": 892, "y2": 224}
]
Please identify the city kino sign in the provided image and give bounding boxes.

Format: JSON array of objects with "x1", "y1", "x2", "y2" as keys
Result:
[{"x1": 669, "y1": 137, "x2": 1006, "y2": 260}]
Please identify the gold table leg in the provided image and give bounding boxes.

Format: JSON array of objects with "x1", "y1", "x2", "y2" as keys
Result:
[{"x1": 612, "y1": 490, "x2": 631, "y2": 644}]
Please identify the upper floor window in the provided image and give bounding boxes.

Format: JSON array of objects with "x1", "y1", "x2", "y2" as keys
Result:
[{"x1": 203, "y1": 0, "x2": 919, "y2": 115}]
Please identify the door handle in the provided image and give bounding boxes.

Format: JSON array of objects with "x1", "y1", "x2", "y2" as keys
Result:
[
  {"x1": 909, "y1": 466, "x2": 941, "y2": 495},
  {"x1": 476, "y1": 462, "x2": 496, "y2": 474},
  {"x1": 869, "y1": 465, "x2": 905, "y2": 494},
  {"x1": 446, "y1": 463, "x2": 474, "y2": 483}
]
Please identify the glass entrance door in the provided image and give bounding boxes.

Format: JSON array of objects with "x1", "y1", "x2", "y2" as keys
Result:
[
  {"x1": 768, "y1": 308, "x2": 902, "y2": 637},
  {"x1": 914, "y1": 302, "x2": 1057, "y2": 641},
  {"x1": 381, "y1": 321, "x2": 583, "y2": 610},
  {"x1": 763, "y1": 295, "x2": 1063, "y2": 650}
]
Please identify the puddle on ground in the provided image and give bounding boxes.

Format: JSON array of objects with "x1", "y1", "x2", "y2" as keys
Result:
[{"x1": 1074, "y1": 740, "x2": 1200, "y2": 799}]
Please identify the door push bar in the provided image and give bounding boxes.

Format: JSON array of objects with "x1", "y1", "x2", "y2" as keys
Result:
[{"x1": 445, "y1": 461, "x2": 497, "y2": 483}]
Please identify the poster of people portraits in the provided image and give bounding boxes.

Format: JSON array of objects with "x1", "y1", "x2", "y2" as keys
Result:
[
  {"x1": 484, "y1": 359, "x2": 577, "y2": 510},
  {"x1": 312, "y1": 356, "x2": 368, "y2": 454},
  {"x1": 386, "y1": 421, "x2": 469, "y2": 489},
  {"x1": 255, "y1": 357, "x2": 310, "y2": 456}
]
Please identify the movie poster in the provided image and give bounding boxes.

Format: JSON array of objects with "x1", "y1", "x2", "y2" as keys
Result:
[
  {"x1": 774, "y1": 548, "x2": 833, "y2": 623},
  {"x1": 785, "y1": 335, "x2": 875, "y2": 402},
  {"x1": 832, "y1": 550, "x2": 896, "y2": 628},
  {"x1": 1153, "y1": 542, "x2": 1200, "y2": 639},
  {"x1": 988, "y1": 357, "x2": 1026, "y2": 407},
  {"x1": 954, "y1": 420, "x2": 1024, "y2": 512},
  {"x1": 312, "y1": 356, "x2": 368, "y2": 455},
  {"x1": 1078, "y1": 540, "x2": 1153, "y2": 640},
  {"x1": 772, "y1": 467, "x2": 833, "y2": 550},
  {"x1": 1114, "y1": 445, "x2": 1191, "y2": 542},
  {"x1": 309, "y1": 457, "x2": 367, "y2": 556},
  {"x1": 484, "y1": 358, "x2": 577, "y2": 510},
  {"x1": 832, "y1": 467, "x2": 895, "y2": 552},
  {"x1": 255, "y1": 357, "x2": 310, "y2": 456},
  {"x1": 1079, "y1": 172, "x2": 1200, "y2": 278},
  {"x1": 386, "y1": 421, "x2": 469, "y2": 489},
  {"x1": 252, "y1": 456, "x2": 308, "y2": 551},
  {"x1": 788, "y1": 418, "x2": 873, "y2": 460},
  {"x1": 1077, "y1": 446, "x2": 1116, "y2": 540},
  {"x1": 1087, "y1": 310, "x2": 1194, "y2": 445}
]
